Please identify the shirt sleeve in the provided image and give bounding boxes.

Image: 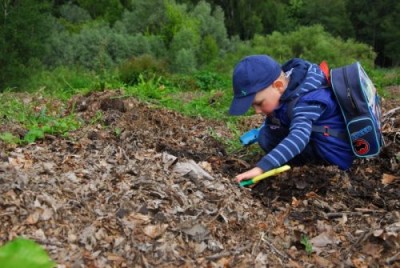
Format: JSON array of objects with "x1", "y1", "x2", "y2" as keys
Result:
[{"x1": 256, "y1": 102, "x2": 325, "y2": 171}]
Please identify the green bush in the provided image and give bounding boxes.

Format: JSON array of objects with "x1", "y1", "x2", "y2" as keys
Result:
[
  {"x1": 118, "y1": 54, "x2": 167, "y2": 85},
  {"x1": 171, "y1": 48, "x2": 197, "y2": 74},
  {"x1": 194, "y1": 71, "x2": 229, "y2": 91},
  {"x1": 221, "y1": 25, "x2": 376, "y2": 73},
  {"x1": 190, "y1": 1, "x2": 229, "y2": 50},
  {"x1": 251, "y1": 25, "x2": 376, "y2": 68},
  {"x1": 25, "y1": 66, "x2": 121, "y2": 99},
  {"x1": 198, "y1": 35, "x2": 219, "y2": 66}
]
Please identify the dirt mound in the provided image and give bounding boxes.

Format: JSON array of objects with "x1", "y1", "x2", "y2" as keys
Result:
[{"x1": 0, "y1": 90, "x2": 399, "y2": 267}]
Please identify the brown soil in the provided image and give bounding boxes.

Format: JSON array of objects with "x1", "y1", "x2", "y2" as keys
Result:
[{"x1": 0, "y1": 90, "x2": 399, "y2": 267}]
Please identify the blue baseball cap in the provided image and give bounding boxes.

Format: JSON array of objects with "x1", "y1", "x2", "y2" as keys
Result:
[{"x1": 229, "y1": 55, "x2": 281, "y2": 115}]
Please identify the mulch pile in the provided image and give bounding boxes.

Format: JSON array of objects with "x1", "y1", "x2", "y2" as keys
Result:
[{"x1": 0, "y1": 89, "x2": 399, "y2": 267}]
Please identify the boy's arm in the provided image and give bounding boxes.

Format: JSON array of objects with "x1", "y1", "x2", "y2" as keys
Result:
[{"x1": 256, "y1": 103, "x2": 325, "y2": 171}]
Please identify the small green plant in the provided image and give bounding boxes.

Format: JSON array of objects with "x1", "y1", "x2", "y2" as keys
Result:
[
  {"x1": 23, "y1": 128, "x2": 45, "y2": 144},
  {"x1": 0, "y1": 93, "x2": 82, "y2": 144},
  {"x1": 22, "y1": 111, "x2": 81, "y2": 143},
  {"x1": 0, "y1": 238, "x2": 55, "y2": 268},
  {"x1": 90, "y1": 111, "x2": 104, "y2": 125},
  {"x1": 0, "y1": 132, "x2": 20, "y2": 144},
  {"x1": 194, "y1": 71, "x2": 229, "y2": 91},
  {"x1": 118, "y1": 54, "x2": 167, "y2": 86},
  {"x1": 114, "y1": 127, "x2": 122, "y2": 137},
  {"x1": 300, "y1": 235, "x2": 313, "y2": 255}
]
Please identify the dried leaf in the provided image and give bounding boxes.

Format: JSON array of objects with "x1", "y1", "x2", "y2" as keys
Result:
[
  {"x1": 181, "y1": 224, "x2": 209, "y2": 242},
  {"x1": 173, "y1": 160, "x2": 214, "y2": 180},
  {"x1": 143, "y1": 224, "x2": 168, "y2": 239},
  {"x1": 26, "y1": 210, "x2": 41, "y2": 225},
  {"x1": 382, "y1": 173, "x2": 399, "y2": 185},
  {"x1": 361, "y1": 243, "x2": 383, "y2": 259},
  {"x1": 310, "y1": 232, "x2": 339, "y2": 248}
]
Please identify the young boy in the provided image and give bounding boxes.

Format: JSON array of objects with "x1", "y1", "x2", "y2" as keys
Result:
[{"x1": 229, "y1": 55, "x2": 354, "y2": 182}]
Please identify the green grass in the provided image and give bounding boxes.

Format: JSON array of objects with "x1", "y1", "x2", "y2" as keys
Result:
[
  {"x1": 0, "y1": 91, "x2": 81, "y2": 144},
  {"x1": 25, "y1": 66, "x2": 124, "y2": 100},
  {"x1": 2, "y1": 64, "x2": 397, "y2": 149},
  {"x1": 369, "y1": 67, "x2": 400, "y2": 98},
  {"x1": 300, "y1": 235, "x2": 313, "y2": 255},
  {"x1": 0, "y1": 68, "x2": 245, "y2": 150}
]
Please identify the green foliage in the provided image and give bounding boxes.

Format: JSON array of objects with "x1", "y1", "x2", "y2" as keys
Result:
[
  {"x1": 46, "y1": 21, "x2": 167, "y2": 72},
  {"x1": 0, "y1": 92, "x2": 82, "y2": 144},
  {"x1": 190, "y1": 1, "x2": 229, "y2": 49},
  {"x1": 289, "y1": 0, "x2": 354, "y2": 39},
  {"x1": 171, "y1": 48, "x2": 198, "y2": 74},
  {"x1": 381, "y1": 1, "x2": 400, "y2": 65},
  {"x1": 115, "y1": 0, "x2": 167, "y2": 35},
  {"x1": 0, "y1": 0, "x2": 53, "y2": 90},
  {"x1": 366, "y1": 67, "x2": 400, "y2": 97},
  {"x1": 0, "y1": 238, "x2": 55, "y2": 268},
  {"x1": 123, "y1": 72, "x2": 234, "y2": 120},
  {"x1": 25, "y1": 66, "x2": 123, "y2": 100},
  {"x1": 193, "y1": 71, "x2": 229, "y2": 91},
  {"x1": 118, "y1": 54, "x2": 167, "y2": 85},
  {"x1": 250, "y1": 25, "x2": 376, "y2": 68},
  {"x1": 198, "y1": 35, "x2": 219, "y2": 66},
  {"x1": 300, "y1": 235, "x2": 313, "y2": 255},
  {"x1": 0, "y1": 132, "x2": 20, "y2": 144},
  {"x1": 346, "y1": 0, "x2": 399, "y2": 66},
  {"x1": 76, "y1": 0, "x2": 124, "y2": 24},
  {"x1": 22, "y1": 111, "x2": 81, "y2": 143},
  {"x1": 58, "y1": 3, "x2": 92, "y2": 24}
]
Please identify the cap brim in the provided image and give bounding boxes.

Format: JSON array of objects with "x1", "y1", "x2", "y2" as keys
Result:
[{"x1": 228, "y1": 94, "x2": 255, "y2": 115}]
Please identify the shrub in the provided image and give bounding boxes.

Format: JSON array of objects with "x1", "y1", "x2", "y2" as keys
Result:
[
  {"x1": 118, "y1": 54, "x2": 167, "y2": 85},
  {"x1": 251, "y1": 25, "x2": 376, "y2": 67},
  {"x1": 198, "y1": 35, "x2": 219, "y2": 66},
  {"x1": 171, "y1": 48, "x2": 197, "y2": 74},
  {"x1": 194, "y1": 71, "x2": 229, "y2": 91}
]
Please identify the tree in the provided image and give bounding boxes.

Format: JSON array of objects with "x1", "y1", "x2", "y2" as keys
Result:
[
  {"x1": 76, "y1": 0, "x2": 124, "y2": 24},
  {"x1": 0, "y1": 0, "x2": 53, "y2": 90},
  {"x1": 381, "y1": 2, "x2": 400, "y2": 65},
  {"x1": 290, "y1": 0, "x2": 355, "y2": 39},
  {"x1": 347, "y1": 0, "x2": 399, "y2": 66}
]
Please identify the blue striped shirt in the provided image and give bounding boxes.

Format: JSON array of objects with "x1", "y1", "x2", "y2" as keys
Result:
[
  {"x1": 256, "y1": 103, "x2": 325, "y2": 171},
  {"x1": 256, "y1": 61, "x2": 328, "y2": 171}
]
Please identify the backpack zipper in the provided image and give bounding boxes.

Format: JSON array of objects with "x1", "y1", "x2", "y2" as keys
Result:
[{"x1": 343, "y1": 68, "x2": 358, "y2": 112}]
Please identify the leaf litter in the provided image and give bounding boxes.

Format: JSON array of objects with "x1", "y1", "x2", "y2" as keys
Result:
[{"x1": 0, "y1": 89, "x2": 399, "y2": 267}]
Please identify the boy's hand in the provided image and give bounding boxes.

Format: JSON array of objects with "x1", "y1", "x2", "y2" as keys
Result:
[{"x1": 235, "y1": 167, "x2": 263, "y2": 182}]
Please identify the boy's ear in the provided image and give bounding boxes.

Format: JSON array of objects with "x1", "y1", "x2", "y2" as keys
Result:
[{"x1": 273, "y1": 80, "x2": 284, "y2": 90}]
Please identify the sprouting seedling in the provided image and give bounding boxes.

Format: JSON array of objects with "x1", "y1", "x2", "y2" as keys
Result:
[{"x1": 300, "y1": 235, "x2": 313, "y2": 255}]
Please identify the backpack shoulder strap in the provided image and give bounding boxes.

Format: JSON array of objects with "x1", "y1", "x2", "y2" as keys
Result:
[{"x1": 320, "y1": 61, "x2": 331, "y2": 86}]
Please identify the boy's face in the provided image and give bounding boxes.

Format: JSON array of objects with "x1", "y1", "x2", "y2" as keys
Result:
[{"x1": 252, "y1": 82, "x2": 284, "y2": 116}]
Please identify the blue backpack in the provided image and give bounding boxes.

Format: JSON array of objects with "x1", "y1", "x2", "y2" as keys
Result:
[{"x1": 326, "y1": 61, "x2": 384, "y2": 157}]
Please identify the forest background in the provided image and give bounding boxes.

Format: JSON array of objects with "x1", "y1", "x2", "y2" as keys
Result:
[{"x1": 1, "y1": 0, "x2": 400, "y2": 92}]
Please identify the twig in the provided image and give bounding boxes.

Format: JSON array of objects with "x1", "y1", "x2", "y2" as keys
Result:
[
  {"x1": 205, "y1": 251, "x2": 231, "y2": 261},
  {"x1": 325, "y1": 212, "x2": 363, "y2": 218},
  {"x1": 325, "y1": 209, "x2": 385, "y2": 219},
  {"x1": 205, "y1": 244, "x2": 251, "y2": 261},
  {"x1": 383, "y1": 106, "x2": 400, "y2": 120},
  {"x1": 260, "y1": 232, "x2": 290, "y2": 261},
  {"x1": 386, "y1": 251, "x2": 400, "y2": 265}
]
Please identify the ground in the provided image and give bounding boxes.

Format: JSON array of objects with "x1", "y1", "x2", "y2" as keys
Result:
[{"x1": 0, "y1": 88, "x2": 399, "y2": 268}]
